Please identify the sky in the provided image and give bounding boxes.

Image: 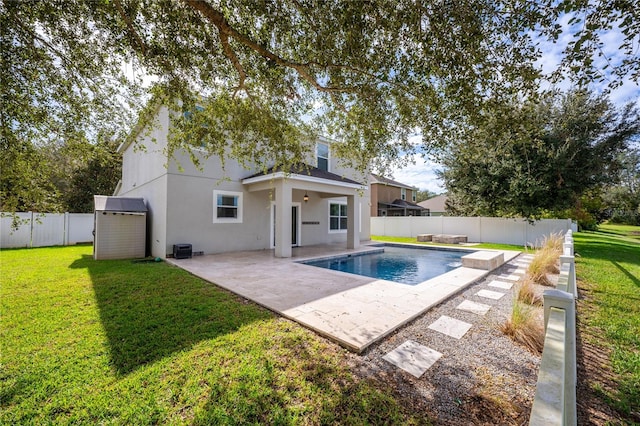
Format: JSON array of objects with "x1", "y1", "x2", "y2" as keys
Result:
[{"x1": 390, "y1": 15, "x2": 640, "y2": 194}]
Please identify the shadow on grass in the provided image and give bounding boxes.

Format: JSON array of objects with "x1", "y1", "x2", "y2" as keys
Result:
[
  {"x1": 612, "y1": 261, "x2": 640, "y2": 287},
  {"x1": 70, "y1": 255, "x2": 272, "y2": 375},
  {"x1": 191, "y1": 334, "x2": 425, "y2": 425},
  {"x1": 575, "y1": 233, "x2": 640, "y2": 266}
]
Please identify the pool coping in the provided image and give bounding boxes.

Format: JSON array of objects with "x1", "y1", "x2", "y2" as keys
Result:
[{"x1": 167, "y1": 243, "x2": 520, "y2": 353}]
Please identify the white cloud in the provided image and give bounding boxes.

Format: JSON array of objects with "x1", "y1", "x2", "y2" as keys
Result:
[{"x1": 389, "y1": 155, "x2": 445, "y2": 193}]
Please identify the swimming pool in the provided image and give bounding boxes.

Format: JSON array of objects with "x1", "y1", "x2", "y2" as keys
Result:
[{"x1": 303, "y1": 245, "x2": 474, "y2": 285}]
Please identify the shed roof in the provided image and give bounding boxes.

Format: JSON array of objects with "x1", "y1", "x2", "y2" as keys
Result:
[{"x1": 94, "y1": 195, "x2": 147, "y2": 212}]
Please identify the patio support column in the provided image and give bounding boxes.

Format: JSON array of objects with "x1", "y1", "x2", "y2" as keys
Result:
[
  {"x1": 274, "y1": 179, "x2": 292, "y2": 258},
  {"x1": 347, "y1": 194, "x2": 360, "y2": 249}
]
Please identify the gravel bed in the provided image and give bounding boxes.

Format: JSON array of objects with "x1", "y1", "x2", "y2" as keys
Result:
[{"x1": 345, "y1": 256, "x2": 546, "y2": 425}]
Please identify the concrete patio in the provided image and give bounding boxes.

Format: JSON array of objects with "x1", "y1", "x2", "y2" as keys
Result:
[{"x1": 167, "y1": 244, "x2": 520, "y2": 352}]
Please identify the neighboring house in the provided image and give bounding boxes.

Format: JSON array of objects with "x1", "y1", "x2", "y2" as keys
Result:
[
  {"x1": 369, "y1": 174, "x2": 426, "y2": 217},
  {"x1": 417, "y1": 194, "x2": 448, "y2": 216},
  {"x1": 114, "y1": 105, "x2": 370, "y2": 259}
]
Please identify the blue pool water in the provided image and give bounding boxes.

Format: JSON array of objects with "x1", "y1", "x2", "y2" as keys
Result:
[{"x1": 304, "y1": 246, "x2": 473, "y2": 285}]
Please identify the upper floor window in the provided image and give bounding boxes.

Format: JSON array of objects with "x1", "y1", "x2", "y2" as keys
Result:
[
  {"x1": 213, "y1": 190, "x2": 243, "y2": 223},
  {"x1": 412, "y1": 191, "x2": 416, "y2": 202},
  {"x1": 401, "y1": 187, "x2": 406, "y2": 201},
  {"x1": 317, "y1": 142, "x2": 329, "y2": 171}
]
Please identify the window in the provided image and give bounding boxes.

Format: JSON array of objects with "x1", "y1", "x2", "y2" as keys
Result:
[
  {"x1": 412, "y1": 191, "x2": 416, "y2": 202},
  {"x1": 213, "y1": 190, "x2": 243, "y2": 223},
  {"x1": 401, "y1": 187, "x2": 406, "y2": 200},
  {"x1": 329, "y1": 202, "x2": 347, "y2": 231},
  {"x1": 317, "y1": 142, "x2": 329, "y2": 171}
]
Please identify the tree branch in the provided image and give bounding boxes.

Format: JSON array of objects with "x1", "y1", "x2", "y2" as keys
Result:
[
  {"x1": 113, "y1": 0, "x2": 147, "y2": 56},
  {"x1": 218, "y1": 30, "x2": 247, "y2": 97},
  {"x1": 182, "y1": 0, "x2": 350, "y2": 93}
]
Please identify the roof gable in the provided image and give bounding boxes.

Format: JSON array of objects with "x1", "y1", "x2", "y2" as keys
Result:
[{"x1": 370, "y1": 174, "x2": 416, "y2": 190}]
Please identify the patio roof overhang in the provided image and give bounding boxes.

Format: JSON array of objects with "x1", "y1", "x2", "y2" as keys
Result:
[
  {"x1": 242, "y1": 171, "x2": 363, "y2": 196},
  {"x1": 378, "y1": 201, "x2": 423, "y2": 210}
]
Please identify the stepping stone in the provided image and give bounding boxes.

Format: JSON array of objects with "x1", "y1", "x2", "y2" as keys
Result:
[
  {"x1": 428, "y1": 315, "x2": 473, "y2": 339},
  {"x1": 510, "y1": 268, "x2": 527, "y2": 275},
  {"x1": 382, "y1": 340, "x2": 442, "y2": 378},
  {"x1": 497, "y1": 274, "x2": 521, "y2": 282},
  {"x1": 456, "y1": 300, "x2": 491, "y2": 315},
  {"x1": 476, "y1": 289, "x2": 506, "y2": 300},
  {"x1": 488, "y1": 280, "x2": 513, "y2": 290}
]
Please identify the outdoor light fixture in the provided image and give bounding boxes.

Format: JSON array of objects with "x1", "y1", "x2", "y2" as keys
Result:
[{"x1": 303, "y1": 192, "x2": 309, "y2": 203}]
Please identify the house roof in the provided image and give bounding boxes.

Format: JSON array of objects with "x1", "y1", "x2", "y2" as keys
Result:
[
  {"x1": 379, "y1": 199, "x2": 424, "y2": 210},
  {"x1": 417, "y1": 194, "x2": 447, "y2": 212},
  {"x1": 370, "y1": 174, "x2": 416, "y2": 190},
  {"x1": 245, "y1": 163, "x2": 364, "y2": 186},
  {"x1": 94, "y1": 195, "x2": 147, "y2": 212}
]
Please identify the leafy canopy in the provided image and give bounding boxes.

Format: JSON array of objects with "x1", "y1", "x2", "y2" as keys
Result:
[
  {"x1": 1, "y1": 0, "x2": 639, "y2": 212},
  {"x1": 438, "y1": 90, "x2": 640, "y2": 218}
]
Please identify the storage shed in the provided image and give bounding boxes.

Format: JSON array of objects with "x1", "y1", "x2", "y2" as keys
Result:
[{"x1": 93, "y1": 195, "x2": 147, "y2": 260}]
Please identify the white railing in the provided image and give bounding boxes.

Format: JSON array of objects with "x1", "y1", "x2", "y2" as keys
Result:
[
  {"x1": 371, "y1": 216, "x2": 577, "y2": 247},
  {"x1": 1, "y1": 212, "x2": 94, "y2": 249},
  {"x1": 530, "y1": 230, "x2": 577, "y2": 425}
]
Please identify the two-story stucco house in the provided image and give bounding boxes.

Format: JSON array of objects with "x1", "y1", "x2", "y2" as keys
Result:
[
  {"x1": 114, "y1": 105, "x2": 371, "y2": 259},
  {"x1": 369, "y1": 174, "x2": 425, "y2": 217}
]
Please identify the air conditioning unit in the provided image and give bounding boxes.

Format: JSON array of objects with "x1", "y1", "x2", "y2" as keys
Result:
[{"x1": 173, "y1": 244, "x2": 192, "y2": 259}]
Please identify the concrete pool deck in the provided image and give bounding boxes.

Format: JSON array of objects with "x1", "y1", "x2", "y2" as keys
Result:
[{"x1": 167, "y1": 243, "x2": 520, "y2": 352}]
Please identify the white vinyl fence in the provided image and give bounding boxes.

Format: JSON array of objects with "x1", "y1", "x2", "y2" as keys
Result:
[
  {"x1": 1, "y1": 212, "x2": 94, "y2": 249},
  {"x1": 371, "y1": 216, "x2": 577, "y2": 247}
]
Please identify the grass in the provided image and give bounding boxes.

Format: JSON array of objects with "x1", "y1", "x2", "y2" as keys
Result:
[
  {"x1": 500, "y1": 300, "x2": 544, "y2": 355},
  {"x1": 574, "y1": 224, "x2": 640, "y2": 418},
  {"x1": 370, "y1": 235, "x2": 525, "y2": 251},
  {"x1": 0, "y1": 246, "x2": 427, "y2": 425}
]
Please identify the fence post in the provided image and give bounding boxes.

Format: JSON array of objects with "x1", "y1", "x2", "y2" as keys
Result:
[
  {"x1": 542, "y1": 289, "x2": 577, "y2": 426},
  {"x1": 29, "y1": 211, "x2": 34, "y2": 248},
  {"x1": 64, "y1": 212, "x2": 69, "y2": 246},
  {"x1": 560, "y1": 255, "x2": 577, "y2": 299}
]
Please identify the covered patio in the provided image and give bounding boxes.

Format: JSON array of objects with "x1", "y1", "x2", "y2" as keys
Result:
[{"x1": 243, "y1": 165, "x2": 365, "y2": 258}]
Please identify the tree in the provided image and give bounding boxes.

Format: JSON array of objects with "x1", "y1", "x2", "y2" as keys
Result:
[
  {"x1": 0, "y1": 137, "x2": 62, "y2": 213},
  {"x1": 2, "y1": 1, "x2": 638, "y2": 213},
  {"x1": 64, "y1": 138, "x2": 122, "y2": 213},
  {"x1": 437, "y1": 90, "x2": 640, "y2": 219},
  {"x1": 602, "y1": 149, "x2": 640, "y2": 224}
]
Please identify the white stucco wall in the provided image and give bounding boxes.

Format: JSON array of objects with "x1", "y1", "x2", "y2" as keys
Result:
[
  {"x1": 164, "y1": 173, "x2": 271, "y2": 255},
  {"x1": 118, "y1": 106, "x2": 371, "y2": 257},
  {"x1": 119, "y1": 106, "x2": 171, "y2": 196}
]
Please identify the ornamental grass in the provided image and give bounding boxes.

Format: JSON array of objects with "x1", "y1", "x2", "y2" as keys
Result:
[{"x1": 500, "y1": 300, "x2": 544, "y2": 355}]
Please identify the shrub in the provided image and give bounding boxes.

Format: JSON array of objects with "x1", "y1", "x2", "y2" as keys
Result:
[
  {"x1": 500, "y1": 300, "x2": 544, "y2": 355},
  {"x1": 609, "y1": 211, "x2": 640, "y2": 226}
]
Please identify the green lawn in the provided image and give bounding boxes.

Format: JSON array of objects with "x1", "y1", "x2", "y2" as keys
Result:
[
  {"x1": 574, "y1": 224, "x2": 640, "y2": 417},
  {"x1": 371, "y1": 235, "x2": 526, "y2": 251},
  {"x1": 0, "y1": 246, "x2": 426, "y2": 425}
]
